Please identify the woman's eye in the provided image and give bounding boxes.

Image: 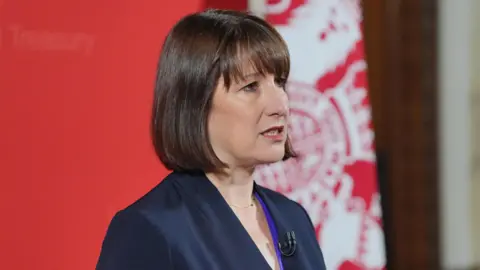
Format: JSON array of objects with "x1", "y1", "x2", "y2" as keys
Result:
[{"x1": 242, "y1": 82, "x2": 259, "y2": 92}]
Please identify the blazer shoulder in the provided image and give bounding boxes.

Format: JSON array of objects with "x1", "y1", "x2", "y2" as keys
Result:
[
  {"x1": 111, "y1": 171, "x2": 201, "y2": 236},
  {"x1": 96, "y1": 208, "x2": 173, "y2": 270},
  {"x1": 122, "y1": 172, "x2": 184, "y2": 214},
  {"x1": 97, "y1": 172, "x2": 189, "y2": 270}
]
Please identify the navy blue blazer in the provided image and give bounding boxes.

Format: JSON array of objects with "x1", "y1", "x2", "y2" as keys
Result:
[{"x1": 96, "y1": 170, "x2": 326, "y2": 270}]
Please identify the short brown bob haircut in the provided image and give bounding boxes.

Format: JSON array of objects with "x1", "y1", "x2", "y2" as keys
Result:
[{"x1": 151, "y1": 9, "x2": 297, "y2": 172}]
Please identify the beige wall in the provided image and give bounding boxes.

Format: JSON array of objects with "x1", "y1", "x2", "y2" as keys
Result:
[
  {"x1": 471, "y1": 0, "x2": 480, "y2": 263},
  {"x1": 439, "y1": 0, "x2": 478, "y2": 267}
]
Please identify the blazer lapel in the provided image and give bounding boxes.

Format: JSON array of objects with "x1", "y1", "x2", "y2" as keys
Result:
[{"x1": 253, "y1": 184, "x2": 302, "y2": 270}]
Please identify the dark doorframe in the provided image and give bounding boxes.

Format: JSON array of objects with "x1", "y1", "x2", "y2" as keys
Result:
[{"x1": 362, "y1": 1, "x2": 440, "y2": 269}]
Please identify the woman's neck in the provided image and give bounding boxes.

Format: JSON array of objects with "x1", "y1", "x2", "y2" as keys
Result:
[{"x1": 205, "y1": 166, "x2": 255, "y2": 207}]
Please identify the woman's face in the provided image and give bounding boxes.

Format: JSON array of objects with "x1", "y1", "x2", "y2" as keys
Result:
[{"x1": 208, "y1": 65, "x2": 289, "y2": 168}]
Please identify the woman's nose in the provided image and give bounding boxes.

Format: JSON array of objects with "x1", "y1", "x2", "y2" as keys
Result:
[{"x1": 265, "y1": 87, "x2": 289, "y2": 117}]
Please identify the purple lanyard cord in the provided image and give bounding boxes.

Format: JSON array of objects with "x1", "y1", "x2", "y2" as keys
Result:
[{"x1": 254, "y1": 193, "x2": 285, "y2": 270}]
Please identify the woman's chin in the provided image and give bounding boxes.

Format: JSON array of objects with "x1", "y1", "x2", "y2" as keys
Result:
[{"x1": 255, "y1": 150, "x2": 285, "y2": 165}]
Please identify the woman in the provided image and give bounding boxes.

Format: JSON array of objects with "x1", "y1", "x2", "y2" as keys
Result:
[{"x1": 96, "y1": 9, "x2": 326, "y2": 270}]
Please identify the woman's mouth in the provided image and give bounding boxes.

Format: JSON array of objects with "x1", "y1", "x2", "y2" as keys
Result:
[{"x1": 261, "y1": 126, "x2": 285, "y2": 141}]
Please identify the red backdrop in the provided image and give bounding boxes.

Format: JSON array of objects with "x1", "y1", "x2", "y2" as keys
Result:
[{"x1": 0, "y1": 1, "x2": 207, "y2": 269}]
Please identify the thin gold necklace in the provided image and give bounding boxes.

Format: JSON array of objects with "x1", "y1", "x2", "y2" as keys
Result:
[{"x1": 228, "y1": 195, "x2": 255, "y2": 209}]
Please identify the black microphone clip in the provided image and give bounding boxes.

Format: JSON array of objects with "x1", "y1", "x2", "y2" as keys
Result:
[{"x1": 278, "y1": 231, "x2": 296, "y2": 257}]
